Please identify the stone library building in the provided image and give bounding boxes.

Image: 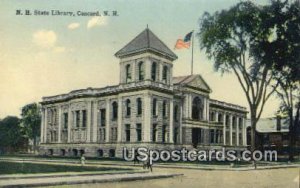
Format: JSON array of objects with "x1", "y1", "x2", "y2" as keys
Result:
[{"x1": 39, "y1": 28, "x2": 247, "y2": 157}]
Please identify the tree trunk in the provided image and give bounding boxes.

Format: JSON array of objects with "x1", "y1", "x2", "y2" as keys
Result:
[{"x1": 250, "y1": 113, "x2": 257, "y2": 154}]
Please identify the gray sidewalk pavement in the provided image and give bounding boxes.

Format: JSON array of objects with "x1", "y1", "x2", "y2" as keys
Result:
[
  {"x1": 0, "y1": 172, "x2": 183, "y2": 187},
  {"x1": 1, "y1": 157, "x2": 300, "y2": 171}
]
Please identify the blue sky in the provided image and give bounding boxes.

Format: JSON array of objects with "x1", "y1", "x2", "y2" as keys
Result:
[{"x1": 0, "y1": 0, "x2": 279, "y2": 118}]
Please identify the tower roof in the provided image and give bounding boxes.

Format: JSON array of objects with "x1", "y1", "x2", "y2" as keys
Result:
[{"x1": 115, "y1": 28, "x2": 178, "y2": 61}]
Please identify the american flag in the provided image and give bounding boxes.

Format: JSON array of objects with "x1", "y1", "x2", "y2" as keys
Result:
[{"x1": 174, "y1": 31, "x2": 193, "y2": 49}]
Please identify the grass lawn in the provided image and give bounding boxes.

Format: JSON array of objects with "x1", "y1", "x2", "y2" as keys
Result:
[{"x1": 0, "y1": 161, "x2": 132, "y2": 175}]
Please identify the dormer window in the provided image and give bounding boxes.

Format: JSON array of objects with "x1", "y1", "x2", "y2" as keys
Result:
[
  {"x1": 126, "y1": 64, "x2": 131, "y2": 83},
  {"x1": 138, "y1": 61, "x2": 145, "y2": 81},
  {"x1": 151, "y1": 62, "x2": 157, "y2": 81}
]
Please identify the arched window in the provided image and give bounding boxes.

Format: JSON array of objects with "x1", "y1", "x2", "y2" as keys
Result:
[
  {"x1": 97, "y1": 149, "x2": 103, "y2": 157},
  {"x1": 125, "y1": 64, "x2": 131, "y2": 83},
  {"x1": 162, "y1": 66, "x2": 168, "y2": 83},
  {"x1": 109, "y1": 149, "x2": 115, "y2": 157},
  {"x1": 162, "y1": 100, "x2": 167, "y2": 117},
  {"x1": 137, "y1": 98, "x2": 142, "y2": 115},
  {"x1": 151, "y1": 62, "x2": 157, "y2": 81},
  {"x1": 126, "y1": 99, "x2": 131, "y2": 116},
  {"x1": 192, "y1": 97, "x2": 203, "y2": 120},
  {"x1": 112, "y1": 102, "x2": 118, "y2": 120},
  {"x1": 174, "y1": 105, "x2": 178, "y2": 122},
  {"x1": 138, "y1": 62, "x2": 144, "y2": 81},
  {"x1": 152, "y1": 98, "x2": 157, "y2": 116}
]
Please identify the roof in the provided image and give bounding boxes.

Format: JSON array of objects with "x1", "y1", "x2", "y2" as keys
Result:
[
  {"x1": 173, "y1": 74, "x2": 211, "y2": 92},
  {"x1": 246, "y1": 117, "x2": 289, "y2": 133},
  {"x1": 115, "y1": 28, "x2": 178, "y2": 60}
]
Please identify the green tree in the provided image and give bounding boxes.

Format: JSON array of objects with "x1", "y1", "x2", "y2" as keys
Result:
[
  {"x1": 198, "y1": 1, "x2": 284, "y2": 152},
  {"x1": 259, "y1": 0, "x2": 300, "y2": 160},
  {"x1": 20, "y1": 103, "x2": 41, "y2": 153},
  {"x1": 0, "y1": 116, "x2": 25, "y2": 153}
]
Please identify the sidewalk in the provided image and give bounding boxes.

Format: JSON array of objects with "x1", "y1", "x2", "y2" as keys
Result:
[
  {"x1": 1, "y1": 157, "x2": 300, "y2": 171},
  {"x1": 0, "y1": 172, "x2": 182, "y2": 187}
]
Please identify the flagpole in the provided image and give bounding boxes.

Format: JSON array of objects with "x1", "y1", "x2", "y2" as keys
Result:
[{"x1": 191, "y1": 30, "x2": 194, "y2": 75}]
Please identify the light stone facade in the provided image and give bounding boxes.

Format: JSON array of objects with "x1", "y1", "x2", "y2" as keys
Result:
[{"x1": 39, "y1": 28, "x2": 247, "y2": 158}]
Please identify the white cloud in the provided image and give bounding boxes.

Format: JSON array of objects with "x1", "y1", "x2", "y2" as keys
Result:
[
  {"x1": 33, "y1": 30, "x2": 66, "y2": 53},
  {"x1": 68, "y1": 22, "x2": 80, "y2": 30},
  {"x1": 87, "y1": 17, "x2": 107, "y2": 29},
  {"x1": 33, "y1": 30, "x2": 57, "y2": 48}
]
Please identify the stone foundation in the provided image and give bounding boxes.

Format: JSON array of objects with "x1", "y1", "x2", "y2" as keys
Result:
[{"x1": 39, "y1": 142, "x2": 247, "y2": 158}]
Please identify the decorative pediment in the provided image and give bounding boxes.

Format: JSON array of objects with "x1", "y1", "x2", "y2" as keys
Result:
[
  {"x1": 173, "y1": 74, "x2": 211, "y2": 93},
  {"x1": 187, "y1": 75, "x2": 211, "y2": 92}
]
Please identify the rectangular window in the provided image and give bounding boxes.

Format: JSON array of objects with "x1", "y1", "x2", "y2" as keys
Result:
[
  {"x1": 136, "y1": 124, "x2": 142, "y2": 142},
  {"x1": 82, "y1": 110, "x2": 87, "y2": 128},
  {"x1": 152, "y1": 124, "x2": 157, "y2": 142},
  {"x1": 125, "y1": 124, "x2": 130, "y2": 142},
  {"x1": 63, "y1": 113, "x2": 68, "y2": 129},
  {"x1": 100, "y1": 109, "x2": 106, "y2": 127},
  {"x1": 75, "y1": 111, "x2": 80, "y2": 128},
  {"x1": 210, "y1": 130, "x2": 215, "y2": 144},
  {"x1": 174, "y1": 127, "x2": 178, "y2": 143},
  {"x1": 152, "y1": 99, "x2": 157, "y2": 116},
  {"x1": 162, "y1": 125, "x2": 167, "y2": 143}
]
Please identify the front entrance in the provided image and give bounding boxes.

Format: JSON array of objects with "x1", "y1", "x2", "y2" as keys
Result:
[{"x1": 192, "y1": 128, "x2": 202, "y2": 148}]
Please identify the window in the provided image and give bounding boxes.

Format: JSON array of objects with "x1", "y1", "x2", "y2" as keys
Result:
[
  {"x1": 97, "y1": 149, "x2": 103, "y2": 157},
  {"x1": 218, "y1": 113, "x2": 223, "y2": 123},
  {"x1": 210, "y1": 130, "x2": 215, "y2": 143},
  {"x1": 162, "y1": 100, "x2": 167, "y2": 117},
  {"x1": 152, "y1": 124, "x2": 157, "y2": 142},
  {"x1": 136, "y1": 124, "x2": 142, "y2": 141},
  {"x1": 174, "y1": 127, "x2": 178, "y2": 143},
  {"x1": 100, "y1": 109, "x2": 106, "y2": 126},
  {"x1": 109, "y1": 149, "x2": 115, "y2": 157},
  {"x1": 126, "y1": 99, "x2": 131, "y2": 116},
  {"x1": 63, "y1": 113, "x2": 68, "y2": 129},
  {"x1": 112, "y1": 102, "x2": 118, "y2": 120},
  {"x1": 75, "y1": 110, "x2": 80, "y2": 128},
  {"x1": 232, "y1": 117, "x2": 236, "y2": 129},
  {"x1": 138, "y1": 61, "x2": 145, "y2": 81},
  {"x1": 210, "y1": 111, "x2": 215, "y2": 122},
  {"x1": 125, "y1": 64, "x2": 132, "y2": 83},
  {"x1": 152, "y1": 98, "x2": 157, "y2": 116},
  {"x1": 125, "y1": 124, "x2": 130, "y2": 142},
  {"x1": 151, "y1": 62, "x2": 157, "y2": 81},
  {"x1": 162, "y1": 125, "x2": 167, "y2": 143},
  {"x1": 192, "y1": 97, "x2": 203, "y2": 120},
  {"x1": 225, "y1": 115, "x2": 230, "y2": 127},
  {"x1": 137, "y1": 98, "x2": 142, "y2": 116},
  {"x1": 162, "y1": 65, "x2": 168, "y2": 82},
  {"x1": 82, "y1": 110, "x2": 87, "y2": 127},
  {"x1": 174, "y1": 105, "x2": 178, "y2": 122}
]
